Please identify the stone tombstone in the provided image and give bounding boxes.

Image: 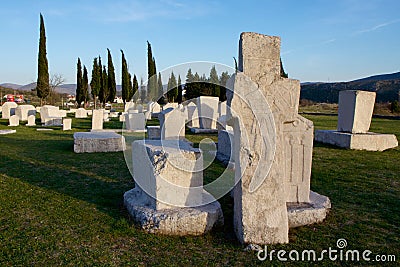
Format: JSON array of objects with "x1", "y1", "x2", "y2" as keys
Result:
[
  {"x1": 216, "y1": 129, "x2": 234, "y2": 165},
  {"x1": 92, "y1": 109, "x2": 104, "y2": 130},
  {"x1": 2, "y1": 102, "x2": 18, "y2": 119},
  {"x1": 337, "y1": 90, "x2": 376, "y2": 133},
  {"x1": 136, "y1": 104, "x2": 144, "y2": 113},
  {"x1": 158, "y1": 107, "x2": 186, "y2": 140},
  {"x1": 218, "y1": 101, "x2": 227, "y2": 117},
  {"x1": 75, "y1": 108, "x2": 87, "y2": 118},
  {"x1": 119, "y1": 112, "x2": 127, "y2": 122},
  {"x1": 197, "y1": 96, "x2": 219, "y2": 129},
  {"x1": 148, "y1": 101, "x2": 161, "y2": 114},
  {"x1": 125, "y1": 113, "x2": 146, "y2": 131},
  {"x1": 63, "y1": 118, "x2": 72, "y2": 131},
  {"x1": 163, "y1": 102, "x2": 179, "y2": 110},
  {"x1": 103, "y1": 110, "x2": 110, "y2": 122},
  {"x1": 144, "y1": 110, "x2": 152, "y2": 120},
  {"x1": 8, "y1": 115, "x2": 19, "y2": 126},
  {"x1": 15, "y1": 105, "x2": 36, "y2": 121},
  {"x1": 125, "y1": 101, "x2": 135, "y2": 112},
  {"x1": 40, "y1": 105, "x2": 64, "y2": 123},
  {"x1": 186, "y1": 102, "x2": 199, "y2": 128},
  {"x1": 147, "y1": 125, "x2": 161, "y2": 140},
  {"x1": 227, "y1": 32, "x2": 315, "y2": 244},
  {"x1": 27, "y1": 115, "x2": 36, "y2": 126}
]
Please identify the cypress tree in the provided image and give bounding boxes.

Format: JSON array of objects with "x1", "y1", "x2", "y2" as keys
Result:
[
  {"x1": 177, "y1": 75, "x2": 183, "y2": 104},
  {"x1": 147, "y1": 41, "x2": 158, "y2": 100},
  {"x1": 36, "y1": 13, "x2": 50, "y2": 105},
  {"x1": 219, "y1": 71, "x2": 230, "y2": 102},
  {"x1": 157, "y1": 72, "x2": 165, "y2": 105},
  {"x1": 140, "y1": 78, "x2": 147, "y2": 103},
  {"x1": 90, "y1": 57, "x2": 100, "y2": 109},
  {"x1": 107, "y1": 49, "x2": 116, "y2": 103},
  {"x1": 99, "y1": 64, "x2": 108, "y2": 107},
  {"x1": 209, "y1": 65, "x2": 220, "y2": 97},
  {"x1": 76, "y1": 58, "x2": 83, "y2": 107},
  {"x1": 82, "y1": 66, "x2": 89, "y2": 107},
  {"x1": 132, "y1": 74, "x2": 138, "y2": 102},
  {"x1": 121, "y1": 50, "x2": 130, "y2": 106}
]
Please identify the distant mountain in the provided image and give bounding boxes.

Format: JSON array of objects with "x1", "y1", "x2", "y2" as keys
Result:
[
  {"x1": 301, "y1": 72, "x2": 400, "y2": 103},
  {"x1": 0, "y1": 83, "x2": 22, "y2": 90}
]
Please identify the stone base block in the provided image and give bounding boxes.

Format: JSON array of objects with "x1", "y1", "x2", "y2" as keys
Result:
[
  {"x1": 44, "y1": 117, "x2": 63, "y2": 126},
  {"x1": 287, "y1": 191, "x2": 331, "y2": 228},
  {"x1": 315, "y1": 130, "x2": 398, "y2": 151},
  {"x1": 189, "y1": 127, "x2": 218, "y2": 134},
  {"x1": 124, "y1": 188, "x2": 224, "y2": 236},
  {"x1": 147, "y1": 126, "x2": 161, "y2": 140},
  {"x1": 0, "y1": 129, "x2": 16, "y2": 135},
  {"x1": 74, "y1": 132, "x2": 126, "y2": 153}
]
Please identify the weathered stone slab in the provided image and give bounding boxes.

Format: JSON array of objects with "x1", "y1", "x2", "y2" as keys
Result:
[
  {"x1": 44, "y1": 117, "x2": 62, "y2": 126},
  {"x1": 40, "y1": 105, "x2": 66, "y2": 123},
  {"x1": 63, "y1": 118, "x2": 72, "y2": 131},
  {"x1": 287, "y1": 191, "x2": 331, "y2": 228},
  {"x1": 15, "y1": 105, "x2": 36, "y2": 121},
  {"x1": 8, "y1": 115, "x2": 19, "y2": 126},
  {"x1": 216, "y1": 129, "x2": 234, "y2": 166},
  {"x1": 124, "y1": 188, "x2": 223, "y2": 236},
  {"x1": 315, "y1": 130, "x2": 398, "y2": 151},
  {"x1": 73, "y1": 131, "x2": 126, "y2": 153},
  {"x1": 132, "y1": 140, "x2": 203, "y2": 209},
  {"x1": 2, "y1": 102, "x2": 17, "y2": 119},
  {"x1": 148, "y1": 101, "x2": 161, "y2": 113},
  {"x1": 163, "y1": 102, "x2": 179, "y2": 110},
  {"x1": 75, "y1": 108, "x2": 87, "y2": 118},
  {"x1": 92, "y1": 109, "x2": 104, "y2": 130},
  {"x1": 125, "y1": 113, "x2": 146, "y2": 131},
  {"x1": 337, "y1": 90, "x2": 376, "y2": 133},
  {"x1": 0, "y1": 129, "x2": 16, "y2": 135},
  {"x1": 218, "y1": 101, "x2": 227, "y2": 117},
  {"x1": 147, "y1": 125, "x2": 161, "y2": 140},
  {"x1": 186, "y1": 102, "x2": 199, "y2": 128},
  {"x1": 197, "y1": 96, "x2": 219, "y2": 129},
  {"x1": 159, "y1": 107, "x2": 186, "y2": 140},
  {"x1": 26, "y1": 115, "x2": 36, "y2": 126}
]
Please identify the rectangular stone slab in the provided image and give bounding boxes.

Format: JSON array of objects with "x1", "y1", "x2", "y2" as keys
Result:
[{"x1": 74, "y1": 131, "x2": 125, "y2": 153}]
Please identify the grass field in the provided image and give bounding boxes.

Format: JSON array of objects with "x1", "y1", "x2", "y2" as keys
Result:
[{"x1": 0, "y1": 114, "x2": 399, "y2": 266}]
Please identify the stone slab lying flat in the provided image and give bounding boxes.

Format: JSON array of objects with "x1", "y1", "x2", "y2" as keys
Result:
[
  {"x1": 189, "y1": 127, "x2": 218, "y2": 134},
  {"x1": 124, "y1": 187, "x2": 223, "y2": 236},
  {"x1": 287, "y1": 191, "x2": 331, "y2": 228},
  {"x1": 0, "y1": 129, "x2": 16, "y2": 135},
  {"x1": 74, "y1": 131, "x2": 126, "y2": 153},
  {"x1": 315, "y1": 130, "x2": 398, "y2": 151}
]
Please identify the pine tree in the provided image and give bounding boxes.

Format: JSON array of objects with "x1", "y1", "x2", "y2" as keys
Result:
[
  {"x1": 36, "y1": 13, "x2": 50, "y2": 105},
  {"x1": 167, "y1": 72, "x2": 177, "y2": 102},
  {"x1": 157, "y1": 72, "x2": 166, "y2": 105},
  {"x1": 90, "y1": 57, "x2": 101, "y2": 109},
  {"x1": 121, "y1": 50, "x2": 130, "y2": 106},
  {"x1": 107, "y1": 49, "x2": 116, "y2": 103},
  {"x1": 209, "y1": 65, "x2": 220, "y2": 97},
  {"x1": 280, "y1": 58, "x2": 288, "y2": 78},
  {"x1": 219, "y1": 71, "x2": 230, "y2": 102},
  {"x1": 186, "y1": 68, "x2": 194, "y2": 83},
  {"x1": 76, "y1": 58, "x2": 83, "y2": 107},
  {"x1": 82, "y1": 66, "x2": 89, "y2": 107},
  {"x1": 177, "y1": 75, "x2": 183, "y2": 104}
]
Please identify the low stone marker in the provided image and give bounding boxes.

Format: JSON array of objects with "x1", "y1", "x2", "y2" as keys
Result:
[
  {"x1": 147, "y1": 125, "x2": 161, "y2": 140},
  {"x1": 26, "y1": 115, "x2": 36, "y2": 126},
  {"x1": 73, "y1": 131, "x2": 126, "y2": 153},
  {"x1": 2, "y1": 102, "x2": 17, "y2": 119},
  {"x1": 75, "y1": 108, "x2": 87, "y2": 118},
  {"x1": 15, "y1": 105, "x2": 36, "y2": 121},
  {"x1": 197, "y1": 96, "x2": 219, "y2": 130},
  {"x1": 186, "y1": 102, "x2": 199, "y2": 128},
  {"x1": 125, "y1": 113, "x2": 146, "y2": 132},
  {"x1": 8, "y1": 115, "x2": 19, "y2": 126},
  {"x1": 159, "y1": 107, "x2": 186, "y2": 140},
  {"x1": 63, "y1": 118, "x2": 72, "y2": 131},
  {"x1": 44, "y1": 117, "x2": 63, "y2": 126},
  {"x1": 91, "y1": 109, "x2": 104, "y2": 130},
  {"x1": 315, "y1": 90, "x2": 398, "y2": 151},
  {"x1": 124, "y1": 140, "x2": 223, "y2": 235},
  {"x1": 40, "y1": 105, "x2": 66, "y2": 124},
  {"x1": 0, "y1": 129, "x2": 16, "y2": 135}
]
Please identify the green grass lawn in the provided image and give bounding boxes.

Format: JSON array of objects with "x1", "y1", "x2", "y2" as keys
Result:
[{"x1": 0, "y1": 115, "x2": 399, "y2": 266}]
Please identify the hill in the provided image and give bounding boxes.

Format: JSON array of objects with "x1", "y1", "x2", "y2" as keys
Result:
[{"x1": 301, "y1": 71, "x2": 400, "y2": 103}]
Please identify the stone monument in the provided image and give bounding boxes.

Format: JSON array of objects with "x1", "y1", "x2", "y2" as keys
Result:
[
  {"x1": 92, "y1": 109, "x2": 104, "y2": 130},
  {"x1": 2, "y1": 102, "x2": 17, "y2": 119},
  {"x1": 315, "y1": 90, "x2": 398, "y2": 151},
  {"x1": 227, "y1": 32, "x2": 330, "y2": 245}
]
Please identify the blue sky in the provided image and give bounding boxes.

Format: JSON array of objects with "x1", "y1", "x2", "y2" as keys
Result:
[{"x1": 0, "y1": 0, "x2": 399, "y2": 85}]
